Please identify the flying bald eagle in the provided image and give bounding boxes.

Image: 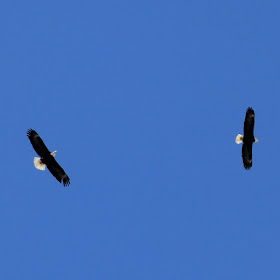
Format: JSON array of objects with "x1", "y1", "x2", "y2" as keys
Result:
[
  {"x1": 235, "y1": 107, "x2": 259, "y2": 169},
  {"x1": 27, "y1": 129, "x2": 70, "y2": 186}
]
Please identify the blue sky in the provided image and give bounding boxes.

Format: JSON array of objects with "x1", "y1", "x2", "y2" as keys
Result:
[{"x1": 0, "y1": 1, "x2": 279, "y2": 279}]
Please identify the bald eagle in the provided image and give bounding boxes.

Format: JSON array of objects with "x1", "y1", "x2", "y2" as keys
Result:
[
  {"x1": 235, "y1": 108, "x2": 259, "y2": 169},
  {"x1": 27, "y1": 129, "x2": 70, "y2": 186}
]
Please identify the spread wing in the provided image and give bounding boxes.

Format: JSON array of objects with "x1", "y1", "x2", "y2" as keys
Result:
[
  {"x1": 45, "y1": 156, "x2": 70, "y2": 187},
  {"x1": 243, "y1": 108, "x2": 255, "y2": 140},
  {"x1": 242, "y1": 142, "x2": 253, "y2": 170},
  {"x1": 27, "y1": 129, "x2": 51, "y2": 157}
]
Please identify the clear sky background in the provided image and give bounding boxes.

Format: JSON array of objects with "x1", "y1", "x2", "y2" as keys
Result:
[{"x1": 0, "y1": 1, "x2": 279, "y2": 279}]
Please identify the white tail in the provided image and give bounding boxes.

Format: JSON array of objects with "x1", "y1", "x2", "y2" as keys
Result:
[
  {"x1": 235, "y1": 134, "x2": 244, "y2": 144},
  {"x1": 34, "y1": 157, "x2": 46, "y2": 170},
  {"x1": 51, "y1": 150, "x2": 57, "y2": 157}
]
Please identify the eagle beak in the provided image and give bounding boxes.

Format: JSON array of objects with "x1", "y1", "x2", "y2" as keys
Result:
[{"x1": 255, "y1": 138, "x2": 260, "y2": 142}]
